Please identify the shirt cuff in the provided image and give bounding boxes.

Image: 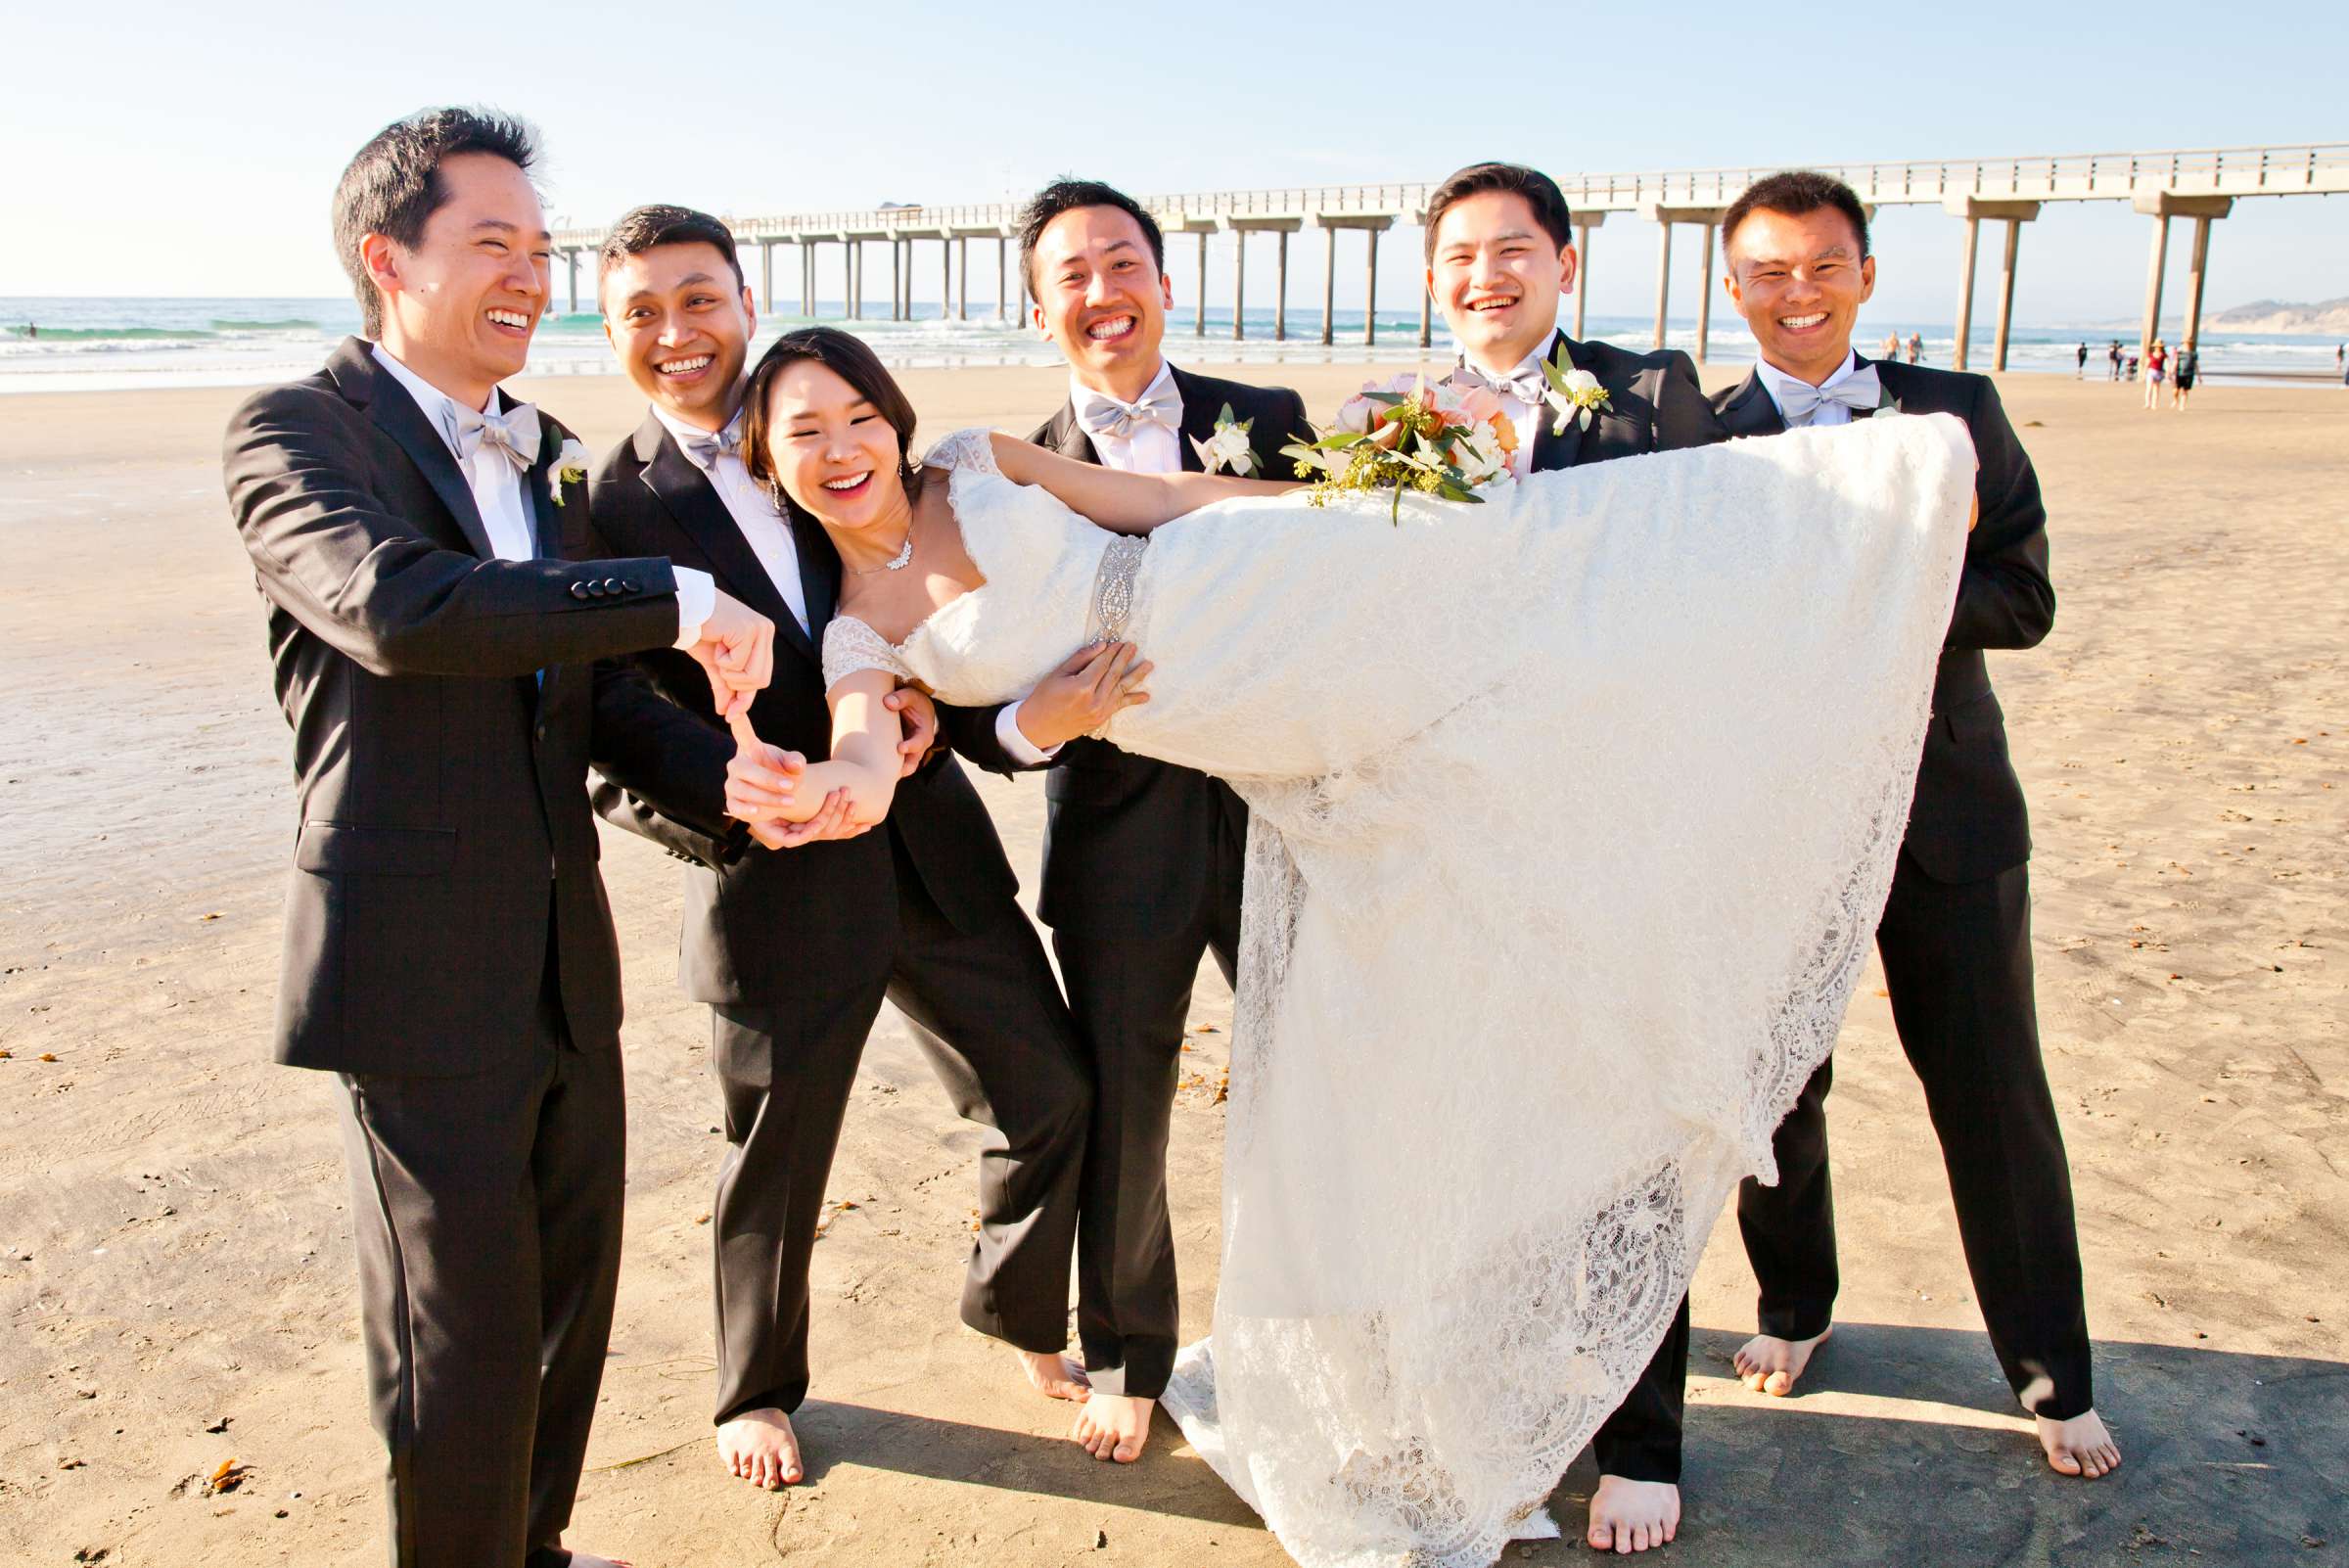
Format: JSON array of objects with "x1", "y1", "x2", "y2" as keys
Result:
[
  {"x1": 995, "y1": 699, "x2": 1061, "y2": 765},
  {"x1": 670, "y1": 567, "x2": 716, "y2": 649}
]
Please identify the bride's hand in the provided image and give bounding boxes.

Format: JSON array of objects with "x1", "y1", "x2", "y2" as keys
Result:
[{"x1": 1016, "y1": 642, "x2": 1152, "y2": 752}]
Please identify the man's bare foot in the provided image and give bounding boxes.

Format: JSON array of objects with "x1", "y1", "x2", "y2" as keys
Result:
[
  {"x1": 716, "y1": 1407, "x2": 804, "y2": 1490},
  {"x1": 1071, "y1": 1392, "x2": 1153, "y2": 1462},
  {"x1": 1015, "y1": 1348, "x2": 1090, "y2": 1401},
  {"x1": 1588, "y1": 1475, "x2": 1680, "y2": 1553},
  {"x1": 2037, "y1": 1408, "x2": 2122, "y2": 1479},
  {"x1": 1733, "y1": 1323, "x2": 1831, "y2": 1397}
]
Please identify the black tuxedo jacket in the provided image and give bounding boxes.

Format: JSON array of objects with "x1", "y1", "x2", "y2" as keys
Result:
[
  {"x1": 1712, "y1": 355, "x2": 2055, "y2": 882},
  {"x1": 221, "y1": 338, "x2": 735, "y2": 1076},
  {"x1": 587, "y1": 410, "x2": 1018, "y2": 1002},
  {"x1": 942, "y1": 365, "x2": 1306, "y2": 934},
  {"x1": 1503, "y1": 330, "x2": 1723, "y2": 470}
]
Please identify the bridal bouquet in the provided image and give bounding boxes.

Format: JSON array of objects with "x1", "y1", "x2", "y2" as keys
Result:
[{"x1": 1282, "y1": 374, "x2": 1515, "y2": 521}]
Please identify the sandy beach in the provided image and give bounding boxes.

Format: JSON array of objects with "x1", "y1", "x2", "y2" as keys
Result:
[{"x1": 0, "y1": 362, "x2": 2342, "y2": 1566}]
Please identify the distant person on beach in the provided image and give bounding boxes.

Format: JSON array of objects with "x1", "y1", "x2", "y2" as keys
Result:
[
  {"x1": 583, "y1": 204, "x2": 1097, "y2": 1495},
  {"x1": 2172, "y1": 343, "x2": 2199, "y2": 408},
  {"x1": 2127, "y1": 351, "x2": 2140, "y2": 380},
  {"x1": 1882, "y1": 330, "x2": 1901, "y2": 361},
  {"x1": 2076, "y1": 342, "x2": 2088, "y2": 376},
  {"x1": 1906, "y1": 330, "x2": 1922, "y2": 364},
  {"x1": 221, "y1": 107, "x2": 780, "y2": 1568},
  {"x1": 2143, "y1": 338, "x2": 2168, "y2": 409},
  {"x1": 1710, "y1": 167, "x2": 2119, "y2": 1489},
  {"x1": 2109, "y1": 340, "x2": 2124, "y2": 380}
]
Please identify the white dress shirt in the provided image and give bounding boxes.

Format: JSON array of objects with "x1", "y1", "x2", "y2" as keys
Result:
[
  {"x1": 1455, "y1": 343, "x2": 1549, "y2": 477},
  {"x1": 1753, "y1": 349, "x2": 1864, "y2": 427},
  {"x1": 371, "y1": 343, "x2": 714, "y2": 642},
  {"x1": 653, "y1": 403, "x2": 809, "y2": 636},
  {"x1": 1070, "y1": 359, "x2": 1183, "y2": 475}
]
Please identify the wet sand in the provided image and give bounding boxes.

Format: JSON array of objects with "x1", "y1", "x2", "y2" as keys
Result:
[{"x1": 0, "y1": 363, "x2": 2342, "y2": 1565}]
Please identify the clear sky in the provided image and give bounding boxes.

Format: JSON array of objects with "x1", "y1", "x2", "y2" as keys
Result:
[{"x1": 6, "y1": 1, "x2": 2344, "y2": 326}]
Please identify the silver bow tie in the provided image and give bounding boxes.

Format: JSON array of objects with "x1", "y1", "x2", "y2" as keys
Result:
[
  {"x1": 1776, "y1": 366, "x2": 1883, "y2": 427},
  {"x1": 449, "y1": 400, "x2": 542, "y2": 473},
  {"x1": 680, "y1": 421, "x2": 743, "y2": 470},
  {"x1": 1452, "y1": 359, "x2": 1555, "y2": 408},
  {"x1": 1078, "y1": 386, "x2": 1180, "y2": 441}
]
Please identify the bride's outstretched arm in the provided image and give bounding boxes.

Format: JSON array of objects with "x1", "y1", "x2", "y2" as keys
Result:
[
  {"x1": 724, "y1": 670, "x2": 902, "y2": 831},
  {"x1": 988, "y1": 431, "x2": 1297, "y2": 534}
]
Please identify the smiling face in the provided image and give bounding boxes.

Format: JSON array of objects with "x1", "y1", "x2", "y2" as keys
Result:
[
  {"x1": 1428, "y1": 190, "x2": 1576, "y2": 372},
  {"x1": 758, "y1": 358, "x2": 907, "y2": 533},
  {"x1": 1029, "y1": 205, "x2": 1173, "y2": 401},
  {"x1": 362, "y1": 152, "x2": 549, "y2": 408},
  {"x1": 1723, "y1": 205, "x2": 1875, "y2": 387},
  {"x1": 602, "y1": 242, "x2": 756, "y2": 431}
]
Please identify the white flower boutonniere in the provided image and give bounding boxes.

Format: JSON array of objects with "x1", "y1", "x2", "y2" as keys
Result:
[
  {"x1": 1539, "y1": 340, "x2": 1612, "y2": 435},
  {"x1": 548, "y1": 436, "x2": 591, "y2": 507},
  {"x1": 1190, "y1": 403, "x2": 1258, "y2": 476},
  {"x1": 1870, "y1": 397, "x2": 1906, "y2": 420}
]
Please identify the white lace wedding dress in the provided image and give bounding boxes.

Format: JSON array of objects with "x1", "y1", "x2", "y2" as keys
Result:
[{"x1": 827, "y1": 421, "x2": 1975, "y2": 1568}]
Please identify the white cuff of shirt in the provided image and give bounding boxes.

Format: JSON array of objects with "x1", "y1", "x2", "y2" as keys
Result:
[
  {"x1": 669, "y1": 567, "x2": 717, "y2": 649},
  {"x1": 995, "y1": 700, "x2": 1061, "y2": 766}
]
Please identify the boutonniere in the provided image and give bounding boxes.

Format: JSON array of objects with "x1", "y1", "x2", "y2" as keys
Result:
[
  {"x1": 1870, "y1": 393, "x2": 1906, "y2": 420},
  {"x1": 1190, "y1": 403, "x2": 1259, "y2": 476},
  {"x1": 547, "y1": 435, "x2": 590, "y2": 506},
  {"x1": 1538, "y1": 339, "x2": 1611, "y2": 435}
]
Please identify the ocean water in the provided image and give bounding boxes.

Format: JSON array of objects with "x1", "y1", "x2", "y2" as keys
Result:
[{"x1": 2, "y1": 296, "x2": 2340, "y2": 394}]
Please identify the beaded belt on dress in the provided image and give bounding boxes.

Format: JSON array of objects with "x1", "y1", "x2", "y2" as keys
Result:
[{"x1": 1086, "y1": 534, "x2": 1148, "y2": 644}]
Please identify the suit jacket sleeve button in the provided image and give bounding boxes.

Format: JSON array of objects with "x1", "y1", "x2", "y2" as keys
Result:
[
  {"x1": 570, "y1": 581, "x2": 591, "y2": 600},
  {"x1": 619, "y1": 578, "x2": 638, "y2": 594}
]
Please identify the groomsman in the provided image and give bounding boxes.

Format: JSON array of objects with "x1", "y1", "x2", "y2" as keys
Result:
[
  {"x1": 1711, "y1": 170, "x2": 2120, "y2": 1481},
  {"x1": 1423, "y1": 160, "x2": 1724, "y2": 1554},
  {"x1": 944, "y1": 177, "x2": 1306, "y2": 1464},
  {"x1": 222, "y1": 112, "x2": 778, "y2": 1567},
  {"x1": 584, "y1": 206, "x2": 1110, "y2": 1490}
]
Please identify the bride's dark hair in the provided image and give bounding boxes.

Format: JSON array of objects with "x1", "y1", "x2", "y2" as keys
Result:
[{"x1": 740, "y1": 327, "x2": 928, "y2": 520}]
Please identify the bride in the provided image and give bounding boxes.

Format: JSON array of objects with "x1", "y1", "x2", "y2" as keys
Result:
[{"x1": 724, "y1": 327, "x2": 1975, "y2": 1568}]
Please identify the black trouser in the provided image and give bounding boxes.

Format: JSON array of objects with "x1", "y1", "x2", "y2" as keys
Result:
[
  {"x1": 337, "y1": 944, "x2": 623, "y2": 1568},
  {"x1": 1052, "y1": 826, "x2": 1245, "y2": 1400},
  {"x1": 1739, "y1": 856, "x2": 2094, "y2": 1418},
  {"x1": 708, "y1": 840, "x2": 1091, "y2": 1425},
  {"x1": 1592, "y1": 1296, "x2": 1690, "y2": 1485}
]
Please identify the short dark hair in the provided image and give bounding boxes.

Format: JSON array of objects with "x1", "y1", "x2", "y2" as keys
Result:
[
  {"x1": 1016, "y1": 178, "x2": 1165, "y2": 299},
  {"x1": 332, "y1": 107, "x2": 539, "y2": 340},
  {"x1": 596, "y1": 204, "x2": 746, "y2": 304},
  {"x1": 1721, "y1": 171, "x2": 1872, "y2": 261},
  {"x1": 1423, "y1": 162, "x2": 1575, "y2": 261},
  {"x1": 740, "y1": 328, "x2": 930, "y2": 519}
]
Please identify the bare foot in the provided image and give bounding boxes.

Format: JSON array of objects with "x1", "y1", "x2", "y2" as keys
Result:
[
  {"x1": 716, "y1": 1407, "x2": 804, "y2": 1490},
  {"x1": 1732, "y1": 1323, "x2": 1832, "y2": 1398},
  {"x1": 2038, "y1": 1408, "x2": 2122, "y2": 1479},
  {"x1": 1071, "y1": 1392, "x2": 1153, "y2": 1463},
  {"x1": 1587, "y1": 1475, "x2": 1680, "y2": 1553},
  {"x1": 1014, "y1": 1348, "x2": 1090, "y2": 1401}
]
